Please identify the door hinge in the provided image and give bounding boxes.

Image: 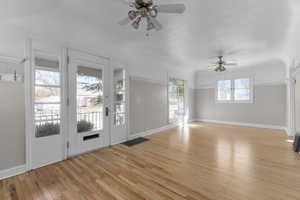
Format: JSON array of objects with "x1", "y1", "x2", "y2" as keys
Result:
[
  {"x1": 67, "y1": 56, "x2": 70, "y2": 65},
  {"x1": 67, "y1": 141, "x2": 70, "y2": 149},
  {"x1": 66, "y1": 97, "x2": 70, "y2": 106}
]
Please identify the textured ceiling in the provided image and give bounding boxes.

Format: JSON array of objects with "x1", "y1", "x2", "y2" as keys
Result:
[{"x1": 0, "y1": 0, "x2": 299, "y2": 72}]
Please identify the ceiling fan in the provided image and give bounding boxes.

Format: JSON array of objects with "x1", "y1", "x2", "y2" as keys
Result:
[
  {"x1": 117, "y1": 0, "x2": 186, "y2": 31},
  {"x1": 209, "y1": 56, "x2": 238, "y2": 72}
]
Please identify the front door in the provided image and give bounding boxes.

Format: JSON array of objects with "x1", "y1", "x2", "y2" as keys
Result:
[{"x1": 67, "y1": 50, "x2": 110, "y2": 157}]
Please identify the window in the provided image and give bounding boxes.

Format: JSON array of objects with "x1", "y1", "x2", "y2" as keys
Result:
[
  {"x1": 113, "y1": 69, "x2": 126, "y2": 126},
  {"x1": 169, "y1": 78, "x2": 185, "y2": 123},
  {"x1": 34, "y1": 57, "x2": 61, "y2": 138},
  {"x1": 216, "y1": 78, "x2": 253, "y2": 103}
]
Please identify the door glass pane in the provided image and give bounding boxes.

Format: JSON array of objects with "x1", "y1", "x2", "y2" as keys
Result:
[
  {"x1": 34, "y1": 58, "x2": 61, "y2": 138},
  {"x1": 35, "y1": 104, "x2": 60, "y2": 138},
  {"x1": 113, "y1": 69, "x2": 126, "y2": 126},
  {"x1": 77, "y1": 66, "x2": 103, "y2": 133},
  {"x1": 35, "y1": 69, "x2": 60, "y2": 85},
  {"x1": 35, "y1": 87, "x2": 60, "y2": 103}
]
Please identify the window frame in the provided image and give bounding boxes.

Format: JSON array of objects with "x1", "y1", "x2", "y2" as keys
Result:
[
  {"x1": 168, "y1": 78, "x2": 186, "y2": 124},
  {"x1": 215, "y1": 77, "x2": 254, "y2": 104}
]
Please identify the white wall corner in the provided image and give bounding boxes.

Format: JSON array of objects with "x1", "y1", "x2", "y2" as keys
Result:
[
  {"x1": 0, "y1": 165, "x2": 26, "y2": 180},
  {"x1": 129, "y1": 124, "x2": 178, "y2": 140}
]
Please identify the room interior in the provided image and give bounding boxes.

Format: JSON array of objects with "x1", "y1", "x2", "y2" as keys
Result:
[{"x1": 0, "y1": 0, "x2": 300, "y2": 199}]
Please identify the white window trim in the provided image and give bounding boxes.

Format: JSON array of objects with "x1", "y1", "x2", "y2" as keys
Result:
[{"x1": 215, "y1": 77, "x2": 254, "y2": 104}]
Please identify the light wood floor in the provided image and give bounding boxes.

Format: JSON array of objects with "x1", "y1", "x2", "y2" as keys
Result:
[{"x1": 1, "y1": 122, "x2": 300, "y2": 200}]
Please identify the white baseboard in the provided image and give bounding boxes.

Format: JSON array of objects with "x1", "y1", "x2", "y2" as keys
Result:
[
  {"x1": 111, "y1": 139, "x2": 128, "y2": 146},
  {"x1": 188, "y1": 119, "x2": 198, "y2": 123},
  {"x1": 129, "y1": 124, "x2": 178, "y2": 140},
  {"x1": 0, "y1": 165, "x2": 26, "y2": 180},
  {"x1": 194, "y1": 119, "x2": 287, "y2": 132}
]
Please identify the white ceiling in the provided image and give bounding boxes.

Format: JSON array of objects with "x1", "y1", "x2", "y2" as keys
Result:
[{"x1": 0, "y1": 0, "x2": 299, "y2": 72}]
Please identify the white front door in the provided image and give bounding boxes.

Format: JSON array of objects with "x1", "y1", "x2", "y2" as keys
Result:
[
  {"x1": 31, "y1": 50, "x2": 65, "y2": 169},
  {"x1": 110, "y1": 68, "x2": 129, "y2": 145},
  {"x1": 67, "y1": 50, "x2": 110, "y2": 157}
]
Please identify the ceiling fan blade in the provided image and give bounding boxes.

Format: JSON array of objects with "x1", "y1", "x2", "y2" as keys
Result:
[
  {"x1": 148, "y1": 16, "x2": 163, "y2": 31},
  {"x1": 113, "y1": 0, "x2": 132, "y2": 5},
  {"x1": 225, "y1": 63, "x2": 238, "y2": 66},
  {"x1": 156, "y1": 4, "x2": 186, "y2": 14},
  {"x1": 118, "y1": 17, "x2": 131, "y2": 26}
]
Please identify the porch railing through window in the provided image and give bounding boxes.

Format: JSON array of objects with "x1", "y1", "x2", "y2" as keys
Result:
[
  {"x1": 35, "y1": 111, "x2": 103, "y2": 133},
  {"x1": 77, "y1": 111, "x2": 103, "y2": 130}
]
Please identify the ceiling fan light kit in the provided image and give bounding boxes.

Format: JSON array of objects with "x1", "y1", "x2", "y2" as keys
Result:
[
  {"x1": 209, "y1": 56, "x2": 238, "y2": 73},
  {"x1": 118, "y1": 0, "x2": 186, "y2": 32}
]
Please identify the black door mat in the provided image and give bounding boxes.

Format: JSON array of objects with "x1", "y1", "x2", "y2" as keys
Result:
[{"x1": 122, "y1": 137, "x2": 150, "y2": 147}]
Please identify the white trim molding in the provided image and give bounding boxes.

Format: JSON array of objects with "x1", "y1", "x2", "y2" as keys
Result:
[
  {"x1": 129, "y1": 124, "x2": 178, "y2": 140},
  {"x1": 0, "y1": 165, "x2": 26, "y2": 180},
  {"x1": 130, "y1": 76, "x2": 167, "y2": 86},
  {"x1": 194, "y1": 119, "x2": 287, "y2": 132}
]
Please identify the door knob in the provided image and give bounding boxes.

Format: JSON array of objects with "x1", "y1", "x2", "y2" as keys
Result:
[{"x1": 105, "y1": 107, "x2": 109, "y2": 116}]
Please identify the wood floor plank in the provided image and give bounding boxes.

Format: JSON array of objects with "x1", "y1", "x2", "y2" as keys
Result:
[{"x1": 1, "y1": 123, "x2": 300, "y2": 200}]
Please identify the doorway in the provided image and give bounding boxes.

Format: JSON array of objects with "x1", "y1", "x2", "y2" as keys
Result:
[{"x1": 28, "y1": 48, "x2": 128, "y2": 169}]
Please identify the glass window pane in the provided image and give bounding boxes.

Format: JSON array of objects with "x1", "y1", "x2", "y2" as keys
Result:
[
  {"x1": 113, "y1": 69, "x2": 126, "y2": 126},
  {"x1": 218, "y1": 88, "x2": 231, "y2": 101},
  {"x1": 35, "y1": 104, "x2": 60, "y2": 138},
  {"x1": 35, "y1": 87, "x2": 60, "y2": 103},
  {"x1": 114, "y1": 69, "x2": 126, "y2": 102},
  {"x1": 169, "y1": 79, "x2": 185, "y2": 123},
  {"x1": 115, "y1": 103, "x2": 125, "y2": 114},
  {"x1": 114, "y1": 113, "x2": 125, "y2": 126},
  {"x1": 114, "y1": 102, "x2": 126, "y2": 125},
  {"x1": 235, "y1": 89, "x2": 250, "y2": 101},
  {"x1": 35, "y1": 69, "x2": 60, "y2": 86},
  {"x1": 235, "y1": 79, "x2": 250, "y2": 89},
  {"x1": 77, "y1": 66, "x2": 103, "y2": 133},
  {"x1": 218, "y1": 80, "x2": 231, "y2": 89},
  {"x1": 217, "y1": 80, "x2": 231, "y2": 101},
  {"x1": 115, "y1": 91, "x2": 125, "y2": 102}
]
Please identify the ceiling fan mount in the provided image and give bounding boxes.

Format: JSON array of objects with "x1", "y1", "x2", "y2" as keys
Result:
[{"x1": 118, "y1": 0, "x2": 186, "y2": 31}]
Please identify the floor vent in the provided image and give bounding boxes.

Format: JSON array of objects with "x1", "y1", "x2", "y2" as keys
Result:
[{"x1": 122, "y1": 137, "x2": 149, "y2": 147}]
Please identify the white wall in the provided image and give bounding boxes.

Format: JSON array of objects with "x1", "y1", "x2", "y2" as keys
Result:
[
  {"x1": 0, "y1": 62, "x2": 25, "y2": 171},
  {"x1": 195, "y1": 59, "x2": 286, "y2": 88},
  {"x1": 193, "y1": 59, "x2": 287, "y2": 128}
]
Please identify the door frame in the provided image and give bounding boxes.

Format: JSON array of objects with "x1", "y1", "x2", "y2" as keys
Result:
[
  {"x1": 25, "y1": 41, "x2": 129, "y2": 170},
  {"x1": 25, "y1": 40, "x2": 68, "y2": 170},
  {"x1": 66, "y1": 49, "x2": 111, "y2": 157}
]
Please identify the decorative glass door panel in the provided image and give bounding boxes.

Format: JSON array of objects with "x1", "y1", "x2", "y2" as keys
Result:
[{"x1": 77, "y1": 66, "x2": 103, "y2": 132}]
